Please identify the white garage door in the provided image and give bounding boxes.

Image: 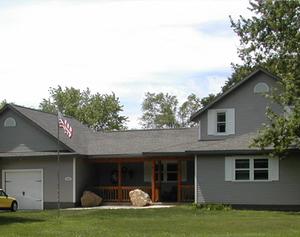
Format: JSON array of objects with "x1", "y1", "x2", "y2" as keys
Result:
[{"x1": 3, "y1": 169, "x2": 43, "y2": 210}]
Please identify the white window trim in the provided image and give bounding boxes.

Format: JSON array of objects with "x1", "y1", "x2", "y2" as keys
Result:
[
  {"x1": 208, "y1": 109, "x2": 235, "y2": 136},
  {"x1": 3, "y1": 117, "x2": 17, "y2": 127},
  {"x1": 231, "y1": 156, "x2": 272, "y2": 182},
  {"x1": 254, "y1": 82, "x2": 270, "y2": 94}
]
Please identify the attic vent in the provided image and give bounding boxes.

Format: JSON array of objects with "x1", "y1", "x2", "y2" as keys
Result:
[
  {"x1": 254, "y1": 82, "x2": 269, "y2": 94},
  {"x1": 4, "y1": 117, "x2": 16, "y2": 127}
]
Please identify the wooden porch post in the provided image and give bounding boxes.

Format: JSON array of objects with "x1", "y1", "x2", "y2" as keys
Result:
[
  {"x1": 157, "y1": 160, "x2": 162, "y2": 202},
  {"x1": 151, "y1": 160, "x2": 156, "y2": 202},
  {"x1": 118, "y1": 162, "x2": 122, "y2": 202},
  {"x1": 177, "y1": 160, "x2": 182, "y2": 202}
]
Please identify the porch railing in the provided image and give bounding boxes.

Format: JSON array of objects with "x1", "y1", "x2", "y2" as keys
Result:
[
  {"x1": 94, "y1": 185, "x2": 194, "y2": 202},
  {"x1": 94, "y1": 186, "x2": 152, "y2": 202}
]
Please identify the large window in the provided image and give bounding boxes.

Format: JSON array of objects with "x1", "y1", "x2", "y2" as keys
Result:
[
  {"x1": 225, "y1": 156, "x2": 278, "y2": 182},
  {"x1": 234, "y1": 158, "x2": 269, "y2": 181}
]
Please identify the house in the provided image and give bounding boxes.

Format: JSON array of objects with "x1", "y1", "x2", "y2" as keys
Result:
[{"x1": 0, "y1": 68, "x2": 299, "y2": 210}]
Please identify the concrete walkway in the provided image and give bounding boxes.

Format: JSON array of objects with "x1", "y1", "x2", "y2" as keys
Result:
[{"x1": 65, "y1": 204, "x2": 174, "y2": 211}]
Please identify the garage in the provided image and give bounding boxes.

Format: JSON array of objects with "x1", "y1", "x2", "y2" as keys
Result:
[{"x1": 2, "y1": 169, "x2": 43, "y2": 210}]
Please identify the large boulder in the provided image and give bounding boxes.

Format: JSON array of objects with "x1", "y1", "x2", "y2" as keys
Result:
[
  {"x1": 81, "y1": 191, "x2": 103, "y2": 207},
  {"x1": 129, "y1": 189, "x2": 152, "y2": 207}
]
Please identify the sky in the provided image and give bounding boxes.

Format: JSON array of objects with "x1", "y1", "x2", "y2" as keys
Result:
[{"x1": 0, "y1": 0, "x2": 250, "y2": 128}]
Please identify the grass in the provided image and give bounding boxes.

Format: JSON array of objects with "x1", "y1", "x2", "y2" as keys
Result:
[{"x1": 1, "y1": 206, "x2": 300, "y2": 237}]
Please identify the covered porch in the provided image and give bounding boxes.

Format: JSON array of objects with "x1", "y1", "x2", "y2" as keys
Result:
[{"x1": 88, "y1": 157, "x2": 195, "y2": 203}]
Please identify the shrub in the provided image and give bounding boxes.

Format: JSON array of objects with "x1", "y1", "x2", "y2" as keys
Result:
[{"x1": 193, "y1": 203, "x2": 232, "y2": 211}]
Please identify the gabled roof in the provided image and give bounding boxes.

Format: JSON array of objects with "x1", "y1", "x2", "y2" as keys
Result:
[
  {"x1": 190, "y1": 67, "x2": 279, "y2": 121},
  {"x1": 1, "y1": 104, "x2": 96, "y2": 155}
]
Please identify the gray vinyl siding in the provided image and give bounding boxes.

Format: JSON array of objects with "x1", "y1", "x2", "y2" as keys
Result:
[
  {"x1": 196, "y1": 155, "x2": 300, "y2": 205},
  {"x1": 0, "y1": 109, "x2": 65, "y2": 152},
  {"x1": 0, "y1": 157, "x2": 74, "y2": 203},
  {"x1": 198, "y1": 72, "x2": 282, "y2": 140},
  {"x1": 75, "y1": 157, "x2": 95, "y2": 203}
]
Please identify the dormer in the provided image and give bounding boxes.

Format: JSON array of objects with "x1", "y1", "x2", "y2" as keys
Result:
[{"x1": 192, "y1": 68, "x2": 282, "y2": 140}]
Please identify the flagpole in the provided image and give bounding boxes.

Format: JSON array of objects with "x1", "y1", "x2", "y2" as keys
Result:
[{"x1": 57, "y1": 111, "x2": 61, "y2": 217}]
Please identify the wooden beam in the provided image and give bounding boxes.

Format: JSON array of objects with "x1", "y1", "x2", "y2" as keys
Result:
[
  {"x1": 177, "y1": 160, "x2": 182, "y2": 202},
  {"x1": 118, "y1": 162, "x2": 122, "y2": 202},
  {"x1": 89, "y1": 158, "x2": 146, "y2": 163},
  {"x1": 151, "y1": 160, "x2": 156, "y2": 202},
  {"x1": 157, "y1": 160, "x2": 162, "y2": 202},
  {"x1": 88, "y1": 156, "x2": 194, "y2": 163}
]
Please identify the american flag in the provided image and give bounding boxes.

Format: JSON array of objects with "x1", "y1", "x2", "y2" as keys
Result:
[{"x1": 58, "y1": 111, "x2": 73, "y2": 139}]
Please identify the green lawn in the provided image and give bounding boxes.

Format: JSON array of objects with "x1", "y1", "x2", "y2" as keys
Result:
[{"x1": 0, "y1": 206, "x2": 300, "y2": 237}]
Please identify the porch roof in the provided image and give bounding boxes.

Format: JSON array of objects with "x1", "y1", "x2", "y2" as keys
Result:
[
  {"x1": 88, "y1": 132, "x2": 270, "y2": 158},
  {"x1": 87, "y1": 127, "x2": 198, "y2": 156}
]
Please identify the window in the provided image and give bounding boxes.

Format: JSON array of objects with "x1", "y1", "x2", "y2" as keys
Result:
[
  {"x1": 155, "y1": 162, "x2": 178, "y2": 182},
  {"x1": 4, "y1": 117, "x2": 16, "y2": 127},
  {"x1": 207, "y1": 108, "x2": 235, "y2": 136},
  {"x1": 166, "y1": 163, "x2": 178, "y2": 181},
  {"x1": 253, "y1": 159, "x2": 268, "y2": 180},
  {"x1": 155, "y1": 163, "x2": 164, "y2": 182},
  {"x1": 225, "y1": 156, "x2": 277, "y2": 182},
  {"x1": 144, "y1": 161, "x2": 187, "y2": 183},
  {"x1": 0, "y1": 190, "x2": 7, "y2": 197},
  {"x1": 217, "y1": 112, "x2": 226, "y2": 133},
  {"x1": 254, "y1": 82, "x2": 269, "y2": 94},
  {"x1": 235, "y1": 159, "x2": 250, "y2": 180},
  {"x1": 234, "y1": 158, "x2": 269, "y2": 181}
]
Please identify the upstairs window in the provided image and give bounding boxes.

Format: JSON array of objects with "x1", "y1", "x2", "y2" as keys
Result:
[
  {"x1": 207, "y1": 108, "x2": 235, "y2": 136},
  {"x1": 254, "y1": 82, "x2": 269, "y2": 94},
  {"x1": 4, "y1": 117, "x2": 16, "y2": 127},
  {"x1": 217, "y1": 112, "x2": 226, "y2": 133}
]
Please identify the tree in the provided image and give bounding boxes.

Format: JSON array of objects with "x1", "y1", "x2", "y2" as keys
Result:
[
  {"x1": 40, "y1": 86, "x2": 128, "y2": 131},
  {"x1": 178, "y1": 93, "x2": 202, "y2": 127},
  {"x1": 229, "y1": 0, "x2": 300, "y2": 156},
  {"x1": 0, "y1": 100, "x2": 7, "y2": 110},
  {"x1": 140, "y1": 92, "x2": 202, "y2": 129},
  {"x1": 200, "y1": 94, "x2": 216, "y2": 107},
  {"x1": 140, "y1": 92, "x2": 179, "y2": 129}
]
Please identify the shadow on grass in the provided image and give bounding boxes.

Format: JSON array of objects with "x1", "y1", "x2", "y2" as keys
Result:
[
  {"x1": 0, "y1": 216, "x2": 45, "y2": 225},
  {"x1": 285, "y1": 212, "x2": 300, "y2": 216}
]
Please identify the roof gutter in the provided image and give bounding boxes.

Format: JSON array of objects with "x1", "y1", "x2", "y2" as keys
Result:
[{"x1": 185, "y1": 149, "x2": 273, "y2": 156}]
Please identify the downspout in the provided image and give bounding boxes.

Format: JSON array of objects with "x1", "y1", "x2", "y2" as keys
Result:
[{"x1": 194, "y1": 154, "x2": 198, "y2": 204}]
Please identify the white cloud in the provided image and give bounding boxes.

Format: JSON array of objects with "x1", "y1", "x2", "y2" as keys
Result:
[{"x1": 0, "y1": 0, "x2": 249, "y2": 127}]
